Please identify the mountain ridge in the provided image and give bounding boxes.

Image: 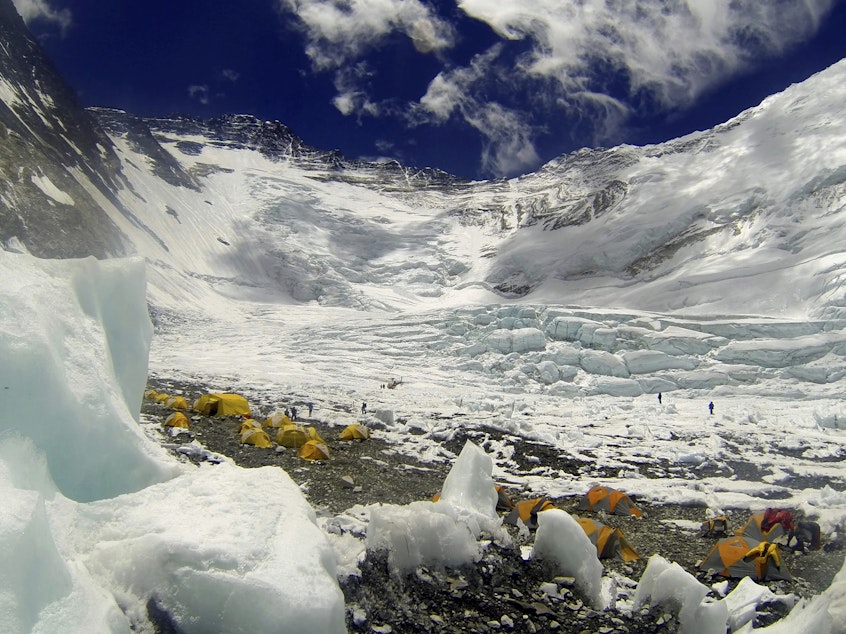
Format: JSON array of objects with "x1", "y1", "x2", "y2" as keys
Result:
[{"x1": 1, "y1": 0, "x2": 845, "y2": 319}]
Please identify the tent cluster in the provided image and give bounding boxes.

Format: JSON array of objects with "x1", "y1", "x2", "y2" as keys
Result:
[
  {"x1": 698, "y1": 508, "x2": 822, "y2": 582},
  {"x1": 145, "y1": 390, "x2": 190, "y2": 411},
  {"x1": 146, "y1": 390, "x2": 371, "y2": 462},
  {"x1": 264, "y1": 415, "x2": 330, "y2": 461},
  {"x1": 496, "y1": 485, "x2": 642, "y2": 563}
]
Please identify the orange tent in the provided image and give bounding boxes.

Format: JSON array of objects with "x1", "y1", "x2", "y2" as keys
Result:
[
  {"x1": 432, "y1": 485, "x2": 514, "y2": 512},
  {"x1": 504, "y1": 498, "x2": 557, "y2": 530},
  {"x1": 576, "y1": 517, "x2": 639, "y2": 562},
  {"x1": 737, "y1": 510, "x2": 792, "y2": 542},
  {"x1": 698, "y1": 536, "x2": 791, "y2": 581},
  {"x1": 577, "y1": 486, "x2": 642, "y2": 517}
]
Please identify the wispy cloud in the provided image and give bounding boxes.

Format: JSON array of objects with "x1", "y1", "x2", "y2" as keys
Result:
[
  {"x1": 278, "y1": 0, "x2": 837, "y2": 177},
  {"x1": 12, "y1": 0, "x2": 71, "y2": 34},
  {"x1": 221, "y1": 69, "x2": 240, "y2": 82},
  {"x1": 415, "y1": 45, "x2": 540, "y2": 176},
  {"x1": 331, "y1": 62, "x2": 383, "y2": 117},
  {"x1": 457, "y1": 0, "x2": 835, "y2": 111},
  {"x1": 276, "y1": 0, "x2": 455, "y2": 70},
  {"x1": 188, "y1": 85, "x2": 210, "y2": 105}
]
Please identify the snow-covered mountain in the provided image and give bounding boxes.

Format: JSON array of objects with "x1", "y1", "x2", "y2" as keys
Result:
[
  {"x1": 2, "y1": 3, "x2": 846, "y2": 632},
  {"x1": 88, "y1": 68, "x2": 846, "y2": 321},
  {"x1": 2, "y1": 0, "x2": 845, "y2": 320}
]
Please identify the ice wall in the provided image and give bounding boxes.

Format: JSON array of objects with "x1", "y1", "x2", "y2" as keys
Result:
[
  {"x1": 0, "y1": 252, "x2": 346, "y2": 633},
  {"x1": 0, "y1": 251, "x2": 177, "y2": 502}
]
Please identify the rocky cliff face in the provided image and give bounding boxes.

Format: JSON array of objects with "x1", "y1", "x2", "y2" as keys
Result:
[{"x1": 0, "y1": 0, "x2": 131, "y2": 258}]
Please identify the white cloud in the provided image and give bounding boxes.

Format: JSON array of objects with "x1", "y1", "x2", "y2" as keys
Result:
[
  {"x1": 456, "y1": 0, "x2": 836, "y2": 110},
  {"x1": 221, "y1": 69, "x2": 240, "y2": 82},
  {"x1": 416, "y1": 46, "x2": 539, "y2": 176},
  {"x1": 277, "y1": 0, "x2": 837, "y2": 177},
  {"x1": 471, "y1": 102, "x2": 540, "y2": 177},
  {"x1": 331, "y1": 62, "x2": 384, "y2": 118},
  {"x1": 12, "y1": 0, "x2": 71, "y2": 34},
  {"x1": 277, "y1": 0, "x2": 456, "y2": 70},
  {"x1": 188, "y1": 85, "x2": 210, "y2": 105}
]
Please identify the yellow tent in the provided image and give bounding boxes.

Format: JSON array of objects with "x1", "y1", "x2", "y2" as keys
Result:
[
  {"x1": 193, "y1": 393, "x2": 251, "y2": 417},
  {"x1": 240, "y1": 427, "x2": 273, "y2": 448},
  {"x1": 339, "y1": 423, "x2": 370, "y2": 441},
  {"x1": 145, "y1": 389, "x2": 159, "y2": 399},
  {"x1": 276, "y1": 426, "x2": 309, "y2": 448},
  {"x1": 306, "y1": 427, "x2": 326, "y2": 444},
  {"x1": 298, "y1": 440, "x2": 330, "y2": 461},
  {"x1": 164, "y1": 411, "x2": 190, "y2": 429},
  {"x1": 155, "y1": 392, "x2": 171, "y2": 404},
  {"x1": 263, "y1": 412, "x2": 293, "y2": 428},
  {"x1": 239, "y1": 419, "x2": 263, "y2": 434},
  {"x1": 165, "y1": 395, "x2": 190, "y2": 410}
]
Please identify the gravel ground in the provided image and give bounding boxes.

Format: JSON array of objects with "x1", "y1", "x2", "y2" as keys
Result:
[{"x1": 141, "y1": 377, "x2": 845, "y2": 633}]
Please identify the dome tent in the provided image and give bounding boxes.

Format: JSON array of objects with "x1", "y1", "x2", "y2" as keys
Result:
[
  {"x1": 276, "y1": 426, "x2": 308, "y2": 448},
  {"x1": 577, "y1": 485, "x2": 642, "y2": 517},
  {"x1": 193, "y1": 393, "x2": 251, "y2": 417},
  {"x1": 240, "y1": 427, "x2": 273, "y2": 448},
  {"x1": 737, "y1": 509, "x2": 793, "y2": 542},
  {"x1": 339, "y1": 423, "x2": 370, "y2": 440},
  {"x1": 298, "y1": 440, "x2": 330, "y2": 461},
  {"x1": 164, "y1": 411, "x2": 190, "y2": 429},
  {"x1": 698, "y1": 535, "x2": 791, "y2": 581},
  {"x1": 576, "y1": 517, "x2": 639, "y2": 562},
  {"x1": 165, "y1": 395, "x2": 190, "y2": 410},
  {"x1": 263, "y1": 412, "x2": 293, "y2": 428},
  {"x1": 504, "y1": 497, "x2": 557, "y2": 531}
]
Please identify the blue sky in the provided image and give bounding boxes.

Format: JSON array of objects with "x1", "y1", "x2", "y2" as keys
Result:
[{"x1": 17, "y1": 0, "x2": 846, "y2": 180}]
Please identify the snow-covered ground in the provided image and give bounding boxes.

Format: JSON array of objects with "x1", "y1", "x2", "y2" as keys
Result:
[
  {"x1": 2, "y1": 250, "x2": 845, "y2": 633},
  {"x1": 2, "y1": 53, "x2": 846, "y2": 634}
]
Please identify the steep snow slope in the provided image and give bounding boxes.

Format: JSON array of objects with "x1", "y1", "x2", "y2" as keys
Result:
[{"x1": 90, "y1": 60, "x2": 846, "y2": 320}]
